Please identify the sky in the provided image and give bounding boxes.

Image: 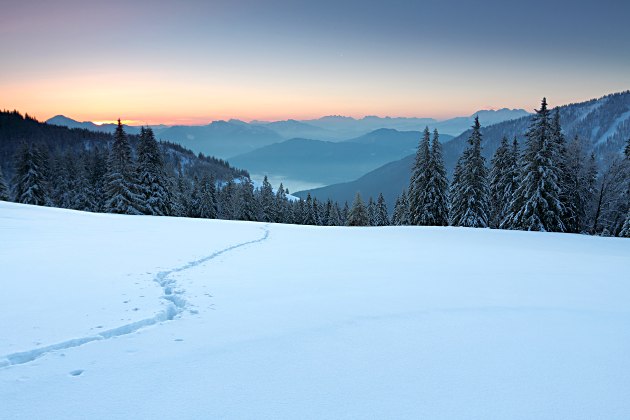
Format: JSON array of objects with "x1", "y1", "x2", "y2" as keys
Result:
[{"x1": 1, "y1": 0, "x2": 629, "y2": 125}]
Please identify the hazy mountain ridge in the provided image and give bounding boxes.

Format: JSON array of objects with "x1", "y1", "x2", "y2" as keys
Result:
[
  {"x1": 229, "y1": 129, "x2": 453, "y2": 187},
  {"x1": 297, "y1": 91, "x2": 630, "y2": 208},
  {"x1": 46, "y1": 108, "x2": 529, "y2": 155}
]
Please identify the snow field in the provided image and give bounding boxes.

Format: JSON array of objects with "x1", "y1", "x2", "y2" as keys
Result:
[{"x1": 1, "y1": 202, "x2": 629, "y2": 419}]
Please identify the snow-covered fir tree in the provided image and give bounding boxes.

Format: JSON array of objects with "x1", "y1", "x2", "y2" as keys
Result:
[
  {"x1": 87, "y1": 147, "x2": 108, "y2": 212},
  {"x1": 367, "y1": 196, "x2": 377, "y2": 226},
  {"x1": 449, "y1": 116, "x2": 490, "y2": 228},
  {"x1": 551, "y1": 108, "x2": 575, "y2": 230},
  {"x1": 502, "y1": 99, "x2": 565, "y2": 232},
  {"x1": 489, "y1": 137, "x2": 519, "y2": 228},
  {"x1": 303, "y1": 193, "x2": 317, "y2": 225},
  {"x1": 196, "y1": 175, "x2": 218, "y2": 219},
  {"x1": 563, "y1": 135, "x2": 597, "y2": 233},
  {"x1": 136, "y1": 127, "x2": 172, "y2": 216},
  {"x1": 274, "y1": 183, "x2": 288, "y2": 223},
  {"x1": 347, "y1": 192, "x2": 369, "y2": 226},
  {"x1": 392, "y1": 189, "x2": 410, "y2": 226},
  {"x1": 0, "y1": 164, "x2": 10, "y2": 201},
  {"x1": 259, "y1": 175, "x2": 275, "y2": 222},
  {"x1": 424, "y1": 129, "x2": 449, "y2": 226},
  {"x1": 239, "y1": 179, "x2": 258, "y2": 221},
  {"x1": 409, "y1": 127, "x2": 431, "y2": 225},
  {"x1": 328, "y1": 202, "x2": 342, "y2": 226},
  {"x1": 591, "y1": 158, "x2": 628, "y2": 235},
  {"x1": 375, "y1": 193, "x2": 389, "y2": 226},
  {"x1": 342, "y1": 201, "x2": 350, "y2": 224},
  {"x1": 12, "y1": 143, "x2": 50, "y2": 206},
  {"x1": 104, "y1": 120, "x2": 143, "y2": 215}
]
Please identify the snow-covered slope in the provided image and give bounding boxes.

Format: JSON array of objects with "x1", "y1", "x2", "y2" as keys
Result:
[{"x1": 1, "y1": 202, "x2": 629, "y2": 419}]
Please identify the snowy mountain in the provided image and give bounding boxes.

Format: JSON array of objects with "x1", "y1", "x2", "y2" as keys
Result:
[
  {"x1": 298, "y1": 91, "x2": 630, "y2": 206},
  {"x1": 1, "y1": 202, "x2": 629, "y2": 419}
]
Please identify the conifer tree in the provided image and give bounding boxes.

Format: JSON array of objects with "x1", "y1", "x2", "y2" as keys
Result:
[
  {"x1": 104, "y1": 120, "x2": 142, "y2": 215},
  {"x1": 327, "y1": 202, "x2": 342, "y2": 226},
  {"x1": 489, "y1": 137, "x2": 519, "y2": 228},
  {"x1": 449, "y1": 117, "x2": 490, "y2": 227},
  {"x1": 392, "y1": 189, "x2": 410, "y2": 226},
  {"x1": 259, "y1": 175, "x2": 275, "y2": 222},
  {"x1": 375, "y1": 192, "x2": 389, "y2": 226},
  {"x1": 409, "y1": 127, "x2": 431, "y2": 225},
  {"x1": 12, "y1": 143, "x2": 50, "y2": 206},
  {"x1": 137, "y1": 127, "x2": 172, "y2": 216},
  {"x1": 0, "y1": 165, "x2": 10, "y2": 201},
  {"x1": 424, "y1": 129, "x2": 449, "y2": 226},
  {"x1": 342, "y1": 201, "x2": 350, "y2": 224},
  {"x1": 239, "y1": 179, "x2": 258, "y2": 221},
  {"x1": 303, "y1": 193, "x2": 317, "y2": 225},
  {"x1": 367, "y1": 196, "x2": 377, "y2": 226},
  {"x1": 197, "y1": 174, "x2": 218, "y2": 219},
  {"x1": 503, "y1": 98, "x2": 565, "y2": 232},
  {"x1": 563, "y1": 136, "x2": 597, "y2": 233},
  {"x1": 88, "y1": 147, "x2": 108, "y2": 212},
  {"x1": 347, "y1": 192, "x2": 369, "y2": 226},
  {"x1": 274, "y1": 182, "x2": 288, "y2": 223},
  {"x1": 312, "y1": 198, "x2": 322, "y2": 225}
]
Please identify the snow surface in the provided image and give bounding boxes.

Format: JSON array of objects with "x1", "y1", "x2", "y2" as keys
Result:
[{"x1": 1, "y1": 201, "x2": 629, "y2": 419}]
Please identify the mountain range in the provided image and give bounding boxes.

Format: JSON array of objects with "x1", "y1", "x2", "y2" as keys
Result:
[
  {"x1": 46, "y1": 108, "x2": 530, "y2": 159},
  {"x1": 296, "y1": 91, "x2": 630, "y2": 210}
]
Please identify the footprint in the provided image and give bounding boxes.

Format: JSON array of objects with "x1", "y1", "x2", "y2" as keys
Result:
[{"x1": 69, "y1": 369, "x2": 84, "y2": 377}]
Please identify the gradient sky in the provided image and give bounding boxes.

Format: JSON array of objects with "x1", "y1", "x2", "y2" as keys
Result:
[{"x1": 1, "y1": 0, "x2": 629, "y2": 124}]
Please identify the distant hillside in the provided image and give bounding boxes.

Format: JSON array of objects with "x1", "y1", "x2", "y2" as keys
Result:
[
  {"x1": 1, "y1": 111, "x2": 248, "y2": 182},
  {"x1": 155, "y1": 121, "x2": 284, "y2": 159},
  {"x1": 297, "y1": 91, "x2": 630, "y2": 208},
  {"x1": 230, "y1": 129, "x2": 453, "y2": 186}
]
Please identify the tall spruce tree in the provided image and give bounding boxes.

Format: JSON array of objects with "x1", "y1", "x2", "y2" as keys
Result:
[
  {"x1": 367, "y1": 196, "x2": 377, "y2": 226},
  {"x1": 503, "y1": 98, "x2": 565, "y2": 232},
  {"x1": 449, "y1": 117, "x2": 490, "y2": 227},
  {"x1": 375, "y1": 192, "x2": 389, "y2": 226},
  {"x1": 137, "y1": 127, "x2": 172, "y2": 216},
  {"x1": 409, "y1": 127, "x2": 431, "y2": 225},
  {"x1": 259, "y1": 175, "x2": 275, "y2": 222},
  {"x1": 424, "y1": 129, "x2": 449, "y2": 226},
  {"x1": 303, "y1": 193, "x2": 317, "y2": 225},
  {"x1": 392, "y1": 189, "x2": 410, "y2": 226},
  {"x1": 274, "y1": 183, "x2": 288, "y2": 223},
  {"x1": 239, "y1": 179, "x2": 258, "y2": 221},
  {"x1": 347, "y1": 192, "x2": 369, "y2": 226},
  {"x1": 104, "y1": 120, "x2": 142, "y2": 215},
  {"x1": 328, "y1": 202, "x2": 342, "y2": 226},
  {"x1": 196, "y1": 174, "x2": 218, "y2": 219},
  {"x1": 563, "y1": 136, "x2": 597, "y2": 233},
  {"x1": 12, "y1": 143, "x2": 50, "y2": 206},
  {"x1": 489, "y1": 137, "x2": 518, "y2": 228}
]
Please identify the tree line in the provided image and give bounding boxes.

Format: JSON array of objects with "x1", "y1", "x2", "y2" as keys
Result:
[
  {"x1": 391, "y1": 98, "x2": 630, "y2": 237},
  {"x1": 0, "y1": 120, "x2": 389, "y2": 226},
  {"x1": 1, "y1": 101, "x2": 628, "y2": 236}
]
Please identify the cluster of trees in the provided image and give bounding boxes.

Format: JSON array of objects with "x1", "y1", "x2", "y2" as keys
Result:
[
  {"x1": 0, "y1": 120, "x2": 393, "y2": 226},
  {"x1": 1, "y1": 104, "x2": 628, "y2": 236},
  {"x1": 390, "y1": 98, "x2": 630, "y2": 237}
]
